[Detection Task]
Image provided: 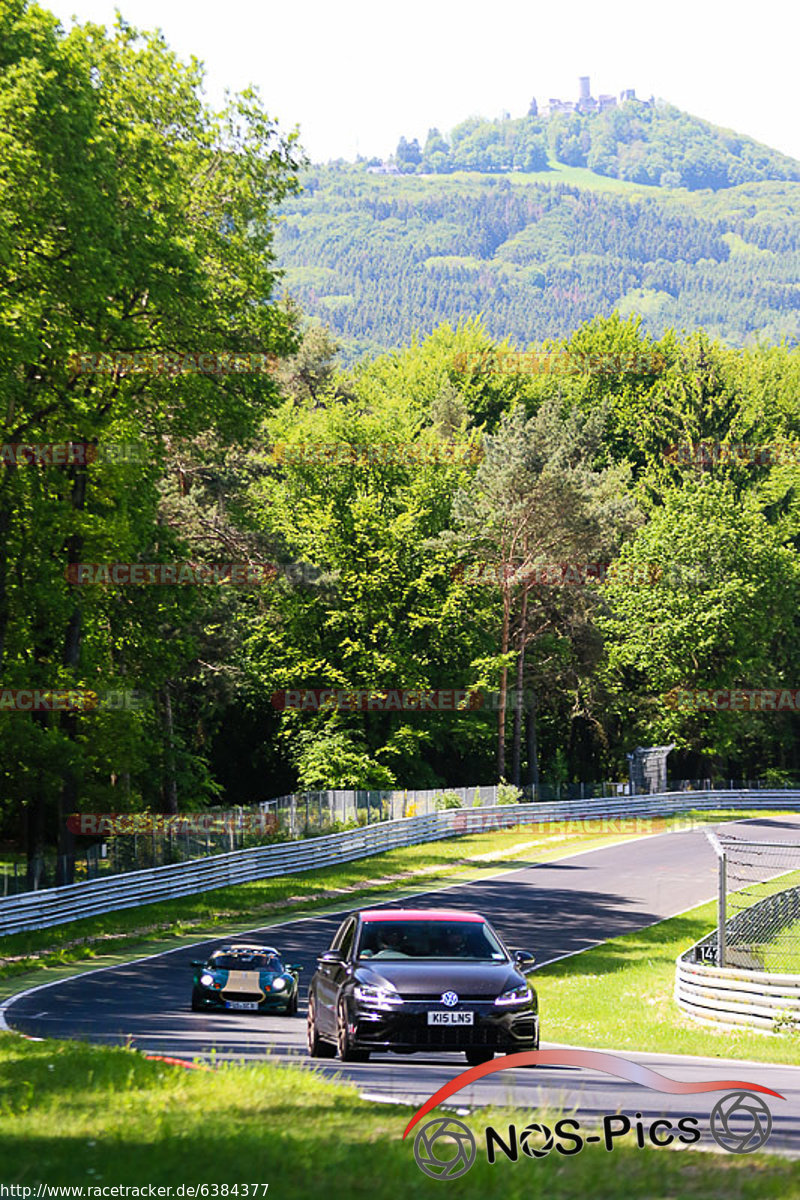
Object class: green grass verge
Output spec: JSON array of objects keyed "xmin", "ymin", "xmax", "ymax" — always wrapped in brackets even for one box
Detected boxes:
[
  {"xmin": 0, "ymin": 1035, "xmax": 796, "ymax": 1193},
  {"xmin": 1, "ymin": 809, "xmax": 781, "ymax": 992},
  {"xmin": 537, "ymin": 894, "xmax": 800, "ymax": 1065},
  {"xmin": 726, "ymin": 870, "xmax": 800, "ymax": 974},
  {"xmin": 762, "ymin": 913, "xmax": 800, "ymax": 975}
]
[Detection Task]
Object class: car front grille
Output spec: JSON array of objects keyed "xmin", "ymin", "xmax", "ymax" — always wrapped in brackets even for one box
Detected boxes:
[
  {"xmin": 408, "ymin": 1023, "xmax": 499, "ymax": 1047},
  {"xmin": 359, "ymin": 1013, "xmax": 499, "ymax": 1047},
  {"xmin": 221, "ymin": 991, "xmax": 263, "ymax": 1002}
]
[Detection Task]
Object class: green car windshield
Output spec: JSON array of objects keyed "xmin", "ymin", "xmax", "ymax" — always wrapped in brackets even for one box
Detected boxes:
[{"xmin": 209, "ymin": 952, "xmax": 281, "ymax": 971}]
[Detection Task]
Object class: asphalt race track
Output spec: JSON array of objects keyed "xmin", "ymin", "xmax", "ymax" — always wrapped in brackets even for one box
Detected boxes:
[{"xmin": 4, "ymin": 817, "xmax": 800, "ymax": 1156}]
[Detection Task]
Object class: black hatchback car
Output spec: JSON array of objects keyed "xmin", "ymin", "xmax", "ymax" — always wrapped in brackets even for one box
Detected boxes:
[{"xmin": 306, "ymin": 907, "xmax": 538, "ymax": 1064}]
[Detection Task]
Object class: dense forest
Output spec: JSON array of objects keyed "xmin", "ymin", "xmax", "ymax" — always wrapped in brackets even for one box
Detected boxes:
[
  {"xmin": 275, "ymin": 168, "xmax": 800, "ymax": 360},
  {"xmin": 275, "ymin": 99, "xmax": 800, "ymax": 362},
  {"xmin": 4, "ymin": 2, "xmax": 800, "ymax": 878}
]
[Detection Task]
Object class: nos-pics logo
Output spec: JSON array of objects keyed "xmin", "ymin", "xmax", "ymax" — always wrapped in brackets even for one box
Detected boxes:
[
  {"xmin": 414, "ymin": 1117, "xmax": 477, "ymax": 1180},
  {"xmin": 405, "ymin": 1049, "xmax": 781, "ymax": 1179}
]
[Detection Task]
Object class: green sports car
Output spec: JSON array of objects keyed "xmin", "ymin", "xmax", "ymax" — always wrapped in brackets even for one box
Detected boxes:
[{"xmin": 191, "ymin": 943, "xmax": 302, "ymax": 1015}]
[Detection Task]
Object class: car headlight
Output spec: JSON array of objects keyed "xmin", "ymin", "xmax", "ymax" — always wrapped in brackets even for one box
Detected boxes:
[
  {"xmin": 494, "ymin": 984, "xmax": 532, "ymax": 1006},
  {"xmin": 200, "ymin": 973, "xmax": 215, "ymax": 988},
  {"xmin": 353, "ymin": 983, "xmax": 403, "ymax": 1007},
  {"xmin": 271, "ymin": 977, "xmax": 286, "ymax": 991}
]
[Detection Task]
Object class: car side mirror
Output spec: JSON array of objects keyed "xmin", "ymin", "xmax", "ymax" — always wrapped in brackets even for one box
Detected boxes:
[
  {"xmin": 513, "ymin": 950, "xmax": 536, "ymax": 969},
  {"xmin": 190, "ymin": 960, "xmax": 203, "ymax": 968},
  {"xmin": 319, "ymin": 950, "xmax": 345, "ymax": 965},
  {"xmin": 288, "ymin": 964, "xmax": 303, "ymax": 972}
]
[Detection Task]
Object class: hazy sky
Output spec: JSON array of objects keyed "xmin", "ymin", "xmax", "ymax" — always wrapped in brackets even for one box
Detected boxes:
[{"xmin": 47, "ymin": 0, "xmax": 800, "ymax": 164}]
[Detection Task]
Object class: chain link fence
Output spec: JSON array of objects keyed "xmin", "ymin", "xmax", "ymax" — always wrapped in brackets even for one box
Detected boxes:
[
  {"xmin": 700, "ymin": 832, "xmax": 800, "ymax": 972},
  {"xmin": 1, "ymin": 807, "xmax": 280, "ymax": 896},
  {"xmin": 5, "ymin": 776, "xmax": 800, "ymax": 897}
]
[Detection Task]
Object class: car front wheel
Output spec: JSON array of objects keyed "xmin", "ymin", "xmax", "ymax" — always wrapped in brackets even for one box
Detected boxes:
[
  {"xmin": 337, "ymin": 1000, "xmax": 370, "ymax": 1063},
  {"xmin": 306, "ymin": 995, "xmax": 336, "ymax": 1058}
]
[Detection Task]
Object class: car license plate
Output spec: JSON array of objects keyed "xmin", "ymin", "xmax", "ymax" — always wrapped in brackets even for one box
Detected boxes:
[
  {"xmin": 428, "ymin": 1011, "xmax": 474, "ymax": 1025},
  {"xmin": 225, "ymin": 1000, "xmax": 258, "ymax": 1011}
]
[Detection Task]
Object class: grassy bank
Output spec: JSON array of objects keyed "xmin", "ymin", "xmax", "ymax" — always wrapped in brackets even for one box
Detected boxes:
[
  {"xmin": 0, "ymin": 810, "xmax": 779, "ymax": 989},
  {"xmin": 0, "ymin": 1034, "xmax": 795, "ymax": 1195},
  {"xmin": 538, "ymin": 893, "xmax": 800, "ymax": 1065}
]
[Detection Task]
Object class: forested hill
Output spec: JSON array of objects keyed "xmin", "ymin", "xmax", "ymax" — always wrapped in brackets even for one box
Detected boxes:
[
  {"xmin": 393, "ymin": 102, "xmax": 800, "ymax": 189},
  {"xmin": 274, "ymin": 105, "xmax": 800, "ymax": 362}
]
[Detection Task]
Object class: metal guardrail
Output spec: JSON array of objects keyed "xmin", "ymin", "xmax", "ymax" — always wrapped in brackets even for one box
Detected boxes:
[
  {"xmin": 676, "ymin": 879, "xmax": 800, "ymax": 1031},
  {"xmin": 8, "ymin": 779, "xmax": 799, "ymax": 896},
  {"xmin": 675, "ymin": 956, "xmax": 800, "ymax": 1032},
  {"xmin": 2, "ymin": 788, "xmax": 800, "ymax": 937}
]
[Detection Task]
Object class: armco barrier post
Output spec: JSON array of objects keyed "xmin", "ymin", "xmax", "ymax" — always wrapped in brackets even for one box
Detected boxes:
[
  {"xmin": 718, "ymin": 848, "xmax": 727, "ymax": 967},
  {"xmin": 707, "ymin": 830, "xmax": 726, "ymax": 967}
]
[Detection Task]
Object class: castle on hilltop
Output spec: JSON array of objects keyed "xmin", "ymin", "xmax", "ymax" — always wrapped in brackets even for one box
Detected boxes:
[{"xmin": 530, "ymin": 76, "xmax": 653, "ymax": 119}]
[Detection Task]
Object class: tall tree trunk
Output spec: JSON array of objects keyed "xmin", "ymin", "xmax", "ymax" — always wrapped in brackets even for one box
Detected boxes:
[
  {"xmin": 57, "ymin": 463, "xmax": 88, "ymax": 884},
  {"xmin": 511, "ymin": 585, "xmax": 529, "ymax": 786},
  {"xmin": 526, "ymin": 688, "xmax": 540, "ymax": 795},
  {"xmin": 497, "ymin": 580, "xmax": 512, "ymax": 779},
  {"xmin": 26, "ymin": 717, "xmax": 49, "ymax": 889},
  {"xmin": 57, "ymin": 711, "xmax": 78, "ymax": 886},
  {"xmin": 0, "ymin": 495, "xmax": 12, "ymax": 670},
  {"xmin": 26, "ymin": 606, "xmax": 60, "ymax": 885},
  {"xmin": 162, "ymin": 685, "xmax": 179, "ymax": 814}
]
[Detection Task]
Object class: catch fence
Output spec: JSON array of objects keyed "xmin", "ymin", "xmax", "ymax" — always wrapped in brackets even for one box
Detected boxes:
[
  {"xmin": 3, "ymin": 788, "xmax": 800, "ymax": 935},
  {"xmin": 4, "ymin": 777, "xmax": 800, "ymax": 897}
]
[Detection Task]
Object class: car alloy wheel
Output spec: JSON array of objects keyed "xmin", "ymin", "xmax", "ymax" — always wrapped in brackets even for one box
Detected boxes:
[
  {"xmin": 306, "ymin": 995, "xmax": 336, "ymax": 1058},
  {"xmin": 337, "ymin": 999, "xmax": 370, "ymax": 1063}
]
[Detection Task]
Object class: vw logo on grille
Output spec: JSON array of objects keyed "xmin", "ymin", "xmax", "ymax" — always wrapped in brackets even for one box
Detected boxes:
[{"xmin": 440, "ymin": 991, "xmax": 459, "ymax": 1007}]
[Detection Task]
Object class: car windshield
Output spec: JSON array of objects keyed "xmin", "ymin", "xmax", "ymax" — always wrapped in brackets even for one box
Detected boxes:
[
  {"xmin": 357, "ymin": 920, "xmax": 507, "ymax": 960},
  {"xmin": 209, "ymin": 952, "xmax": 281, "ymax": 971}
]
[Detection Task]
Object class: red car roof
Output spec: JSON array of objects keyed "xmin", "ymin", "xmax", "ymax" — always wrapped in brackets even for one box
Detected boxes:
[{"xmin": 359, "ymin": 909, "xmax": 485, "ymax": 922}]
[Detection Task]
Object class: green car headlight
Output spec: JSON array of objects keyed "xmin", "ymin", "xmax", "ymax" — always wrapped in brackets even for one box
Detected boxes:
[
  {"xmin": 271, "ymin": 977, "xmax": 287, "ymax": 991},
  {"xmin": 200, "ymin": 973, "xmax": 215, "ymax": 988}
]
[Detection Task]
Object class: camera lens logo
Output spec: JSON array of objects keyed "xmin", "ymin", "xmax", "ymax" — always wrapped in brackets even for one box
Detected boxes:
[
  {"xmin": 413, "ymin": 1117, "xmax": 476, "ymax": 1180},
  {"xmin": 710, "ymin": 1091, "xmax": 772, "ymax": 1153},
  {"xmin": 520, "ymin": 1121, "xmax": 555, "ymax": 1158}
]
